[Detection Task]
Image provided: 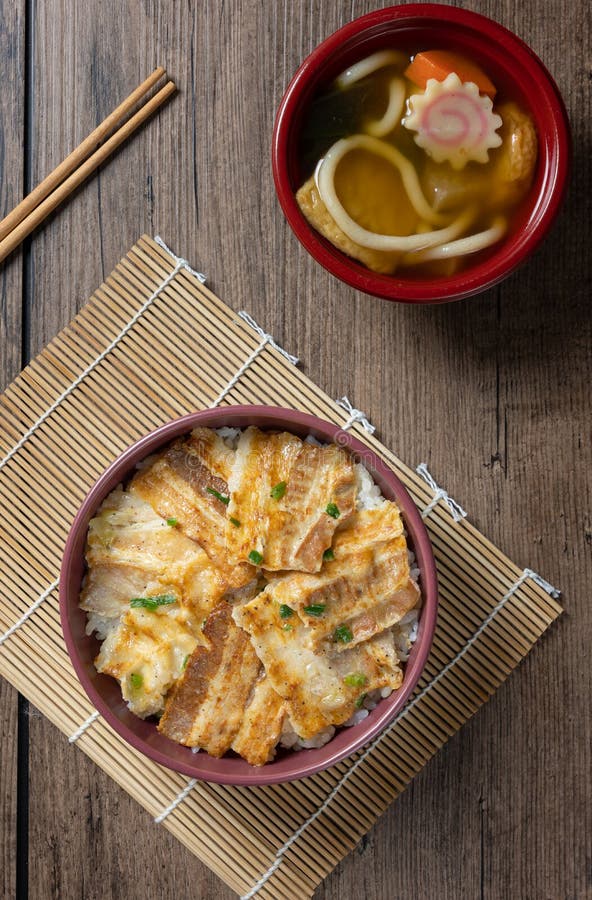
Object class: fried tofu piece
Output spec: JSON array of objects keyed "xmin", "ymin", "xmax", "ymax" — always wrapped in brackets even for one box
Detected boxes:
[
  {"xmin": 495, "ymin": 101, "xmax": 538, "ymax": 185},
  {"xmin": 158, "ymin": 602, "xmax": 262, "ymax": 757},
  {"xmin": 131, "ymin": 428, "xmax": 253, "ymax": 590},
  {"xmin": 226, "ymin": 427, "xmax": 356, "ymax": 573},
  {"xmin": 296, "ymin": 176, "xmax": 402, "ymax": 274}
]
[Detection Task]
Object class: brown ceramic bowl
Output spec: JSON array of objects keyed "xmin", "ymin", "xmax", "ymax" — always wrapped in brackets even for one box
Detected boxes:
[
  {"xmin": 272, "ymin": 3, "xmax": 571, "ymax": 303},
  {"xmin": 60, "ymin": 406, "xmax": 438, "ymax": 785}
]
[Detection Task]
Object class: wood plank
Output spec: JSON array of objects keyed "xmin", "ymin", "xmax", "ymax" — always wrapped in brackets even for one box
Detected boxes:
[
  {"xmin": 27, "ymin": 722, "xmax": 235, "ymax": 900},
  {"xmin": 0, "ymin": 680, "xmax": 19, "ymax": 900},
  {"xmin": 0, "ymin": 1, "xmax": 25, "ymax": 898},
  {"xmin": 318, "ymin": 0, "xmax": 592, "ymax": 896},
  {"xmin": 0, "ymin": 7, "xmax": 25, "ymax": 380}
]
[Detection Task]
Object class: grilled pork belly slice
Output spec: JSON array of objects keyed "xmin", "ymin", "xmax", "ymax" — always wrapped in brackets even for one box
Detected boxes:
[
  {"xmin": 234, "ymin": 591, "xmax": 403, "ymax": 738},
  {"xmin": 82, "ymin": 486, "xmax": 235, "ymax": 718},
  {"xmin": 249, "ymin": 505, "xmax": 419, "ymax": 652},
  {"xmin": 130, "ymin": 428, "xmax": 253, "ymax": 590},
  {"xmin": 231, "ymin": 675, "xmax": 287, "ymax": 767},
  {"xmin": 158, "ymin": 602, "xmax": 263, "ymax": 758},
  {"xmin": 82, "ymin": 487, "xmax": 228, "ymax": 623},
  {"xmin": 95, "ymin": 603, "xmax": 202, "ymax": 718},
  {"xmin": 226, "ymin": 427, "xmax": 356, "ymax": 572},
  {"xmin": 233, "ymin": 503, "xmax": 418, "ymax": 738}
]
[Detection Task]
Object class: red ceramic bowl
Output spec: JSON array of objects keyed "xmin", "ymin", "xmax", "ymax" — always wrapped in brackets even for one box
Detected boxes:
[
  {"xmin": 60, "ymin": 406, "xmax": 438, "ymax": 785},
  {"xmin": 272, "ymin": 3, "xmax": 571, "ymax": 303}
]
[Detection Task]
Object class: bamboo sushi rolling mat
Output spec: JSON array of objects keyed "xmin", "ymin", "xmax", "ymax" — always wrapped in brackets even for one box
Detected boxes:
[{"xmin": 0, "ymin": 235, "xmax": 562, "ymax": 900}]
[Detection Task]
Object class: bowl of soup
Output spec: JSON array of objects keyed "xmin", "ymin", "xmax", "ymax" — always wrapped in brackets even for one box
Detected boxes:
[{"xmin": 272, "ymin": 3, "xmax": 571, "ymax": 303}]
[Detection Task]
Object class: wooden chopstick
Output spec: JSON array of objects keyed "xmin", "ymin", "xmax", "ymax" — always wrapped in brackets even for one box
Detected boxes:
[
  {"xmin": 0, "ymin": 69, "xmax": 175, "ymax": 263},
  {"xmin": 0, "ymin": 66, "xmax": 166, "ymax": 244}
]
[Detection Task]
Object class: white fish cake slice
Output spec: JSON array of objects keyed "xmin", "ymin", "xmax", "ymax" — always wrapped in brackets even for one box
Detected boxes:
[{"xmin": 226, "ymin": 427, "xmax": 357, "ymax": 572}]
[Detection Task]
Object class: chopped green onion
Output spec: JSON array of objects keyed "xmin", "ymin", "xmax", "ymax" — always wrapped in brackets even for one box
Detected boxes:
[
  {"xmin": 130, "ymin": 594, "xmax": 176, "ymax": 611},
  {"xmin": 270, "ymin": 480, "xmax": 287, "ymax": 500},
  {"xmin": 130, "ymin": 672, "xmax": 143, "ymax": 690},
  {"xmin": 279, "ymin": 604, "xmax": 294, "ymax": 619},
  {"xmin": 333, "ymin": 624, "xmax": 353, "ymax": 643},
  {"xmin": 166, "ymin": 517, "xmax": 178, "ymax": 527},
  {"xmin": 323, "ymin": 548, "xmax": 335, "ymax": 561},
  {"xmin": 303, "ymin": 603, "xmax": 326, "ymax": 617},
  {"xmin": 344, "ymin": 673, "xmax": 367, "ymax": 688},
  {"xmin": 326, "ymin": 502, "xmax": 340, "ymax": 519},
  {"xmin": 229, "ymin": 516, "xmax": 241, "ymax": 527},
  {"xmin": 182, "ymin": 654, "xmax": 189, "ymax": 670},
  {"xmin": 248, "ymin": 550, "xmax": 263, "ymax": 565},
  {"xmin": 282, "ymin": 623, "xmax": 293, "ymax": 632},
  {"xmin": 355, "ymin": 693, "xmax": 367, "ymax": 709},
  {"xmin": 206, "ymin": 486, "xmax": 230, "ymax": 505}
]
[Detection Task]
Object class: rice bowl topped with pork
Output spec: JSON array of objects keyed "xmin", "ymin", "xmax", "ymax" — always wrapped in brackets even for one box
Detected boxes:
[{"xmin": 60, "ymin": 406, "xmax": 437, "ymax": 784}]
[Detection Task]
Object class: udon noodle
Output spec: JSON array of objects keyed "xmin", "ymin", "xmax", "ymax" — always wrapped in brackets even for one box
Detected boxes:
[{"xmin": 296, "ymin": 47, "xmax": 538, "ymax": 277}]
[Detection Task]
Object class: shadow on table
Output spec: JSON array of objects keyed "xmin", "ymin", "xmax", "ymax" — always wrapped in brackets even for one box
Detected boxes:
[{"xmin": 403, "ymin": 137, "xmax": 591, "ymax": 399}]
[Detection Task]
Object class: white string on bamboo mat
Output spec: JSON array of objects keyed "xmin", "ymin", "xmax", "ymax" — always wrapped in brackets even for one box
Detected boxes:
[
  {"xmin": 239, "ymin": 564, "xmax": 560, "ymax": 899},
  {"xmin": 237, "ymin": 312, "xmax": 299, "ymax": 365},
  {"xmin": 336, "ymin": 396, "xmax": 376, "ymax": 434},
  {"xmin": 0, "ymin": 577, "xmax": 59, "ymax": 647},
  {"xmin": 68, "ymin": 710, "xmax": 101, "ymax": 743},
  {"xmin": 211, "ymin": 312, "xmax": 299, "ymax": 406},
  {"xmin": 154, "ymin": 778, "xmax": 198, "ymax": 824},
  {"xmin": 153, "ymin": 236, "xmax": 207, "ymax": 283},
  {"xmin": 416, "ymin": 462, "xmax": 467, "ymax": 522},
  {"xmin": 0, "ymin": 242, "xmax": 204, "ymax": 475}
]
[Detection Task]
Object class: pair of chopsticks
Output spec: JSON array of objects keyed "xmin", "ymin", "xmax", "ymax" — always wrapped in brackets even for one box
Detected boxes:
[{"xmin": 0, "ymin": 67, "xmax": 175, "ymax": 264}]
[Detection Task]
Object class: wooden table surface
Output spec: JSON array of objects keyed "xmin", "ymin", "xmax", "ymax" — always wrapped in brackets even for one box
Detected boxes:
[{"xmin": 0, "ymin": 1, "xmax": 590, "ymax": 898}]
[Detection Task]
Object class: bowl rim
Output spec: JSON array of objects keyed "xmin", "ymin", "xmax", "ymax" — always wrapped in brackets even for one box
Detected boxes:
[
  {"xmin": 59, "ymin": 405, "xmax": 438, "ymax": 785},
  {"xmin": 272, "ymin": 2, "xmax": 572, "ymax": 303}
]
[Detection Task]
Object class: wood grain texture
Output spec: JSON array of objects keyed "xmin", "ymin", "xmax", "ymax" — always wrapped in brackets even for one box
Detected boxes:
[
  {"xmin": 0, "ymin": 680, "xmax": 18, "ymax": 900},
  {"xmin": 0, "ymin": 2, "xmax": 25, "ymax": 899},
  {"xmin": 0, "ymin": 0, "xmax": 589, "ymax": 899}
]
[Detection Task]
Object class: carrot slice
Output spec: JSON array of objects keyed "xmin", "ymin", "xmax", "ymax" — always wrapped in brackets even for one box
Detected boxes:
[{"xmin": 405, "ymin": 50, "xmax": 497, "ymax": 99}]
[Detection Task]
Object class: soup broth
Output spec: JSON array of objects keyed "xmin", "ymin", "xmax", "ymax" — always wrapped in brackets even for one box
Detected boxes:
[{"xmin": 296, "ymin": 49, "xmax": 538, "ymax": 279}]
